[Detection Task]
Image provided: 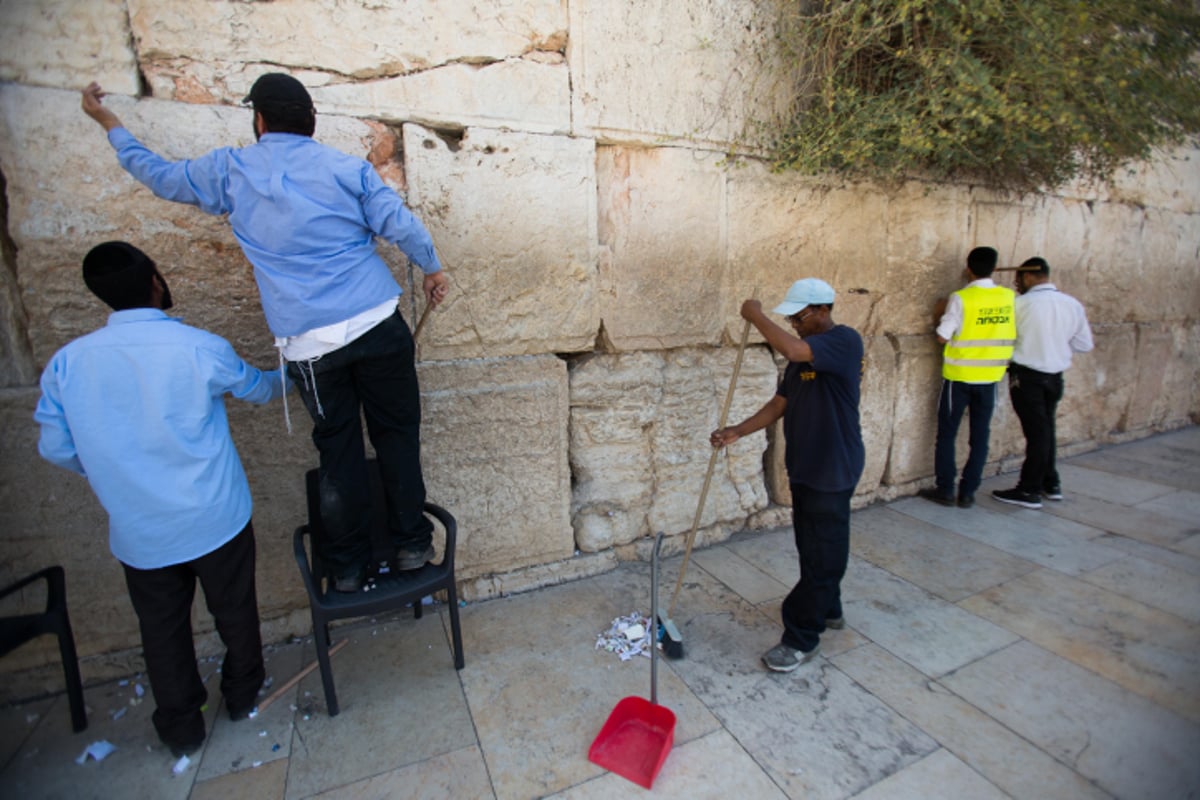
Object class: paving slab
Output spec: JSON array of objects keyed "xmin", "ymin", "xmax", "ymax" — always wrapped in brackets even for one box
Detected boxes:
[
  {"xmin": 941, "ymin": 640, "xmax": 1200, "ymax": 800},
  {"xmin": 284, "ymin": 611, "xmax": 475, "ymax": 800},
  {"xmin": 959, "ymin": 568, "xmax": 1200, "ymax": 723},
  {"xmin": 892, "ymin": 496, "xmax": 1126, "ymax": 577},
  {"xmin": 849, "ymin": 748, "xmax": 1009, "ymax": 800},
  {"xmin": 833, "ymin": 643, "xmax": 1110, "ymax": 800},
  {"xmin": 839, "ymin": 559, "xmax": 1020, "ymax": 678},
  {"xmin": 851, "ymin": 506, "xmax": 1037, "ymax": 601}
]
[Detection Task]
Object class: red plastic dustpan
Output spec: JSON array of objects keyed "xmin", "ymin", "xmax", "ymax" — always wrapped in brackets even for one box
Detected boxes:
[{"xmin": 589, "ymin": 533, "xmax": 676, "ymax": 789}]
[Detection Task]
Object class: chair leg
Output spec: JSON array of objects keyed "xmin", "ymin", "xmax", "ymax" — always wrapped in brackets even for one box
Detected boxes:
[
  {"xmin": 446, "ymin": 583, "xmax": 465, "ymax": 670},
  {"xmin": 55, "ymin": 611, "xmax": 88, "ymax": 733},
  {"xmin": 314, "ymin": 620, "xmax": 340, "ymax": 717}
]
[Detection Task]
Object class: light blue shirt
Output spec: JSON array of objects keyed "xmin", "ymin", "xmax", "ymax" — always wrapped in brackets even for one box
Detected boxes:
[
  {"xmin": 35, "ymin": 309, "xmax": 285, "ymax": 569},
  {"xmin": 107, "ymin": 128, "xmax": 442, "ymax": 337}
]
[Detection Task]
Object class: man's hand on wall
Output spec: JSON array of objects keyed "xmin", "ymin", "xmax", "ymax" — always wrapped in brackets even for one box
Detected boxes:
[{"xmin": 81, "ymin": 82, "xmax": 123, "ymax": 132}]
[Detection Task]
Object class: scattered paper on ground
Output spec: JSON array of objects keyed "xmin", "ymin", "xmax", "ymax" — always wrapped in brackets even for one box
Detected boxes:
[
  {"xmin": 596, "ymin": 612, "xmax": 653, "ymax": 661},
  {"xmin": 75, "ymin": 740, "xmax": 117, "ymax": 764}
]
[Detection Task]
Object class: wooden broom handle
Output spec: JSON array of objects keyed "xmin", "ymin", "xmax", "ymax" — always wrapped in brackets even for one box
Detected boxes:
[
  {"xmin": 255, "ymin": 638, "xmax": 348, "ymax": 714},
  {"xmin": 669, "ymin": 308, "xmax": 753, "ymax": 616}
]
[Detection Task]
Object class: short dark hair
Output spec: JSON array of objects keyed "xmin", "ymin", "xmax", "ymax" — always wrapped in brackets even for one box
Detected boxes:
[
  {"xmin": 256, "ymin": 102, "xmax": 316, "ymax": 137},
  {"xmin": 1019, "ymin": 256, "xmax": 1051, "ymax": 276},
  {"xmin": 82, "ymin": 242, "xmax": 157, "ymax": 310},
  {"xmin": 245, "ymin": 73, "xmax": 316, "ymax": 137},
  {"xmin": 966, "ymin": 246, "xmax": 999, "ymax": 277}
]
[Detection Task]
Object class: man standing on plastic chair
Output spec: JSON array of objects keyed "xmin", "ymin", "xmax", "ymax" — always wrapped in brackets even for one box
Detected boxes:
[
  {"xmin": 80, "ymin": 73, "xmax": 450, "ymax": 593},
  {"xmin": 35, "ymin": 242, "xmax": 287, "ymax": 758}
]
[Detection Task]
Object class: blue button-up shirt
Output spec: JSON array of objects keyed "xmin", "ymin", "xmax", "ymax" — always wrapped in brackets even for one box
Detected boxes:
[
  {"xmin": 35, "ymin": 309, "xmax": 285, "ymax": 569},
  {"xmin": 108, "ymin": 128, "xmax": 442, "ymax": 337}
]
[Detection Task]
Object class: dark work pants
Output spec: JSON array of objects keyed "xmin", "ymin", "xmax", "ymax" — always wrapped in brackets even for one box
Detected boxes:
[
  {"xmin": 780, "ymin": 483, "xmax": 853, "ymax": 653},
  {"xmin": 1008, "ymin": 363, "xmax": 1064, "ymax": 494},
  {"xmin": 934, "ymin": 379, "xmax": 997, "ymax": 498},
  {"xmin": 287, "ymin": 309, "xmax": 433, "ymax": 578},
  {"xmin": 122, "ymin": 524, "xmax": 263, "ymax": 750}
]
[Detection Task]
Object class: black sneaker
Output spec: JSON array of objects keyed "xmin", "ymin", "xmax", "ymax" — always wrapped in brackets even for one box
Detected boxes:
[
  {"xmin": 957, "ymin": 494, "xmax": 975, "ymax": 509},
  {"xmin": 1043, "ymin": 485, "xmax": 1063, "ymax": 501},
  {"xmin": 396, "ymin": 544, "xmax": 436, "ymax": 571},
  {"xmin": 992, "ymin": 487, "xmax": 1043, "ymax": 509},
  {"xmin": 332, "ymin": 565, "xmax": 366, "ymax": 593},
  {"xmin": 918, "ymin": 488, "xmax": 956, "ymax": 507}
]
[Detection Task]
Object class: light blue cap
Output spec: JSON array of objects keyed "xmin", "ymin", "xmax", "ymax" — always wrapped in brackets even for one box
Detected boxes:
[{"xmin": 772, "ymin": 278, "xmax": 836, "ymax": 316}]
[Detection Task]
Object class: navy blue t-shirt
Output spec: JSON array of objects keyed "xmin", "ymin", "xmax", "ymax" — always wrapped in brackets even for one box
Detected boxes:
[{"xmin": 778, "ymin": 324, "xmax": 865, "ymax": 492}]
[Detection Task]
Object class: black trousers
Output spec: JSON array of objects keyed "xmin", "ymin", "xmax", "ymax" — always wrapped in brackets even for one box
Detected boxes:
[
  {"xmin": 122, "ymin": 523, "xmax": 264, "ymax": 750},
  {"xmin": 780, "ymin": 483, "xmax": 853, "ymax": 653},
  {"xmin": 287, "ymin": 309, "xmax": 433, "ymax": 579},
  {"xmin": 1008, "ymin": 363, "xmax": 1064, "ymax": 494}
]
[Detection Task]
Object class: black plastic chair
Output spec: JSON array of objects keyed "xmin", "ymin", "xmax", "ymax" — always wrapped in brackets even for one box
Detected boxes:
[
  {"xmin": 292, "ymin": 462, "xmax": 464, "ymax": 716},
  {"xmin": 0, "ymin": 566, "xmax": 88, "ymax": 732}
]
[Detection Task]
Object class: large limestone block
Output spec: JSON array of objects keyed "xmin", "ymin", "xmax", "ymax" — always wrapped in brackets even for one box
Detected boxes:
[
  {"xmin": 1081, "ymin": 202, "xmax": 1146, "ymax": 324},
  {"xmin": 0, "ymin": 0, "xmax": 138, "ymax": 93},
  {"xmin": 417, "ymin": 355, "xmax": 573, "ymax": 576},
  {"xmin": 128, "ymin": 0, "xmax": 567, "ymax": 80},
  {"xmin": 1126, "ymin": 323, "xmax": 1198, "ymax": 432},
  {"xmin": 971, "ymin": 194, "xmax": 1050, "ymax": 267},
  {"xmin": 1140, "ymin": 209, "xmax": 1200, "ymax": 322},
  {"xmin": 883, "ymin": 335, "xmax": 942, "ymax": 486},
  {"xmin": 403, "ymin": 124, "xmax": 599, "ymax": 358},
  {"xmin": 569, "ymin": 346, "xmax": 777, "ymax": 552},
  {"xmin": 0, "ymin": 84, "xmax": 429, "ymax": 368},
  {"xmin": 1076, "ymin": 324, "xmax": 1137, "ymax": 441},
  {"xmin": 1109, "ymin": 145, "xmax": 1200, "ymax": 215},
  {"xmin": 725, "ymin": 164, "xmax": 971, "ymax": 340},
  {"xmin": 568, "ymin": 0, "xmax": 791, "ymax": 148},
  {"xmin": 309, "ymin": 59, "xmax": 570, "ymax": 135},
  {"xmin": 597, "ymin": 146, "xmax": 726, "ymax": 351}
]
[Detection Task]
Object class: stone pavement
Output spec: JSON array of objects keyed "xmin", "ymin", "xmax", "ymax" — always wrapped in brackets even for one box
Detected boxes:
[{"xmin": 3, "ymin": 428, "xmax": 1198, "ymax": 799}]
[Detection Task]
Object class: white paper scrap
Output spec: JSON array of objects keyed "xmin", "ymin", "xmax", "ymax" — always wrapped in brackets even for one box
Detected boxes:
[
  {"xmin": 172, "ymin": 754, "xmax": 191, "ymax": 775},
  {"xmin": 75, "ymin": 740, "xmax": 117, "ymax": 764}
]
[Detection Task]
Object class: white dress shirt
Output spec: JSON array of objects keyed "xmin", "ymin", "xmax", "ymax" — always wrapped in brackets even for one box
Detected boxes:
[{"xmin": 1011, "ymin": 283, "xmax": 1094, "ymax": 373}]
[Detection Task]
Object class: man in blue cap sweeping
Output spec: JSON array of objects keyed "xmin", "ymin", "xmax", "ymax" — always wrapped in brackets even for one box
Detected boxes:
[{"xmin": 710, "ymin": 279, "xmax": 865, "ymax": 671}]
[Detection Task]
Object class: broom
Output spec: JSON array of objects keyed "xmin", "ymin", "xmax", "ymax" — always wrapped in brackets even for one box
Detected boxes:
[{"xmin": 658, "ymin": 302, "xmax": 754, "ymax": 659}]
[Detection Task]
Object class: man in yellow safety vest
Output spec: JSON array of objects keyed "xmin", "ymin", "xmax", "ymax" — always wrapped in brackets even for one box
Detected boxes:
[{"xmin": 919, "ymin": 247, "xmax": 1016, "ymax": 508}]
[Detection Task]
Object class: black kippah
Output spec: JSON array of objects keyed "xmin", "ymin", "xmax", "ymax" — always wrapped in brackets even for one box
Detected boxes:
[{"xmin": 82, "ymin": 241, "xmax": 156, "ymax": 310}]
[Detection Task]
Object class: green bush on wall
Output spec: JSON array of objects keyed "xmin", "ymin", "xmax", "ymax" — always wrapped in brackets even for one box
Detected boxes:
[{"xmin": 771, "ymin": 0, "xmax": 1200, "ymax": 191}]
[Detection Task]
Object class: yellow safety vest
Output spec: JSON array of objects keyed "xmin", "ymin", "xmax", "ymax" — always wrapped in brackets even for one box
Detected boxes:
[{"xmin": 942, "ymin": 285, "xmax": 1016, "ymax": 382}]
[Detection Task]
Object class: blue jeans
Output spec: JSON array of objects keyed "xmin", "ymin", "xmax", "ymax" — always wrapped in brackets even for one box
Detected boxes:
[
  {"xmin": 287, "ymin": 310, "xmax": 433, "ymax": 578},
  {"xmin": 934, "ymin": 379, "xmax": 997, "ymax": 498},
  {"xmin": 780, "ymin": 483, "xmax": 853, "ymax": 653}
]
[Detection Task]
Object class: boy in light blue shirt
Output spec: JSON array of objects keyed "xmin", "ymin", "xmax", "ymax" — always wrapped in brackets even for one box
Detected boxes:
[{"xmin": 35, "ymin": 242, "xmax": 287, "ymax": 758}]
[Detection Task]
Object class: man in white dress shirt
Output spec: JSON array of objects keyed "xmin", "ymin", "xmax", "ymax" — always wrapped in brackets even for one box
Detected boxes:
[{"xmin": 992, "ymin": 257, "xmax": 1094, "ymax": 509}]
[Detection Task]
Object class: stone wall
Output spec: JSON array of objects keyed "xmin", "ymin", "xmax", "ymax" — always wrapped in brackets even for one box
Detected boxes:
[{"xmin": 1, "ymin": 0, "xmax": 1197, "ymax": 693}]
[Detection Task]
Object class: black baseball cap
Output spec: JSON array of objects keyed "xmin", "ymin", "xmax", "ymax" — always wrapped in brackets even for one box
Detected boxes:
[{"xmin": 243, "ymin": 73, "xmax": 313, "ymax": 108}]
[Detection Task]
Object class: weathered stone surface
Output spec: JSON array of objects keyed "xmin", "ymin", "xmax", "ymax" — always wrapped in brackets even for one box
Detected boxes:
[
  {"xmin": 569, "ymin": 347, "xmax": 777, "ymax": 552},
  {"xmin": 128, "ymin": 0, "xmax": 567, "ymax": 80},
  {"xmin": 568, "ymin": 0, "xmax": 791, "ymax": 148},
  {"xmin": 418, "ymin": 355, "xmax": 573, "ymax": 576},
  {"xmin": 883, "ymin": 335, "xmax": 943, "ymax": 487},
  {"xmin": 0, "ymin": 0, "xmax": 138, "ymax": 93},
  {"xmin": 404, "ymin": 124, "xmax": 599, "ymax": 359},
  {"xmin": 0, "ymin": 84, "xmax": 426, "ymax": 368},
  {"xmin": 725, "ymin": 165, "xmax": 972, "ymax": 341},
  {"xmin": 597, "ymin": 146, "xmax": 726, "ymax": 351},
  {"xmin": 310, "ymin": 59, "xmax": 570, "ymax": 135},
  {"xmin": 1109, "ymin": 146, "xmax": 1200, "ymax": 215}
]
